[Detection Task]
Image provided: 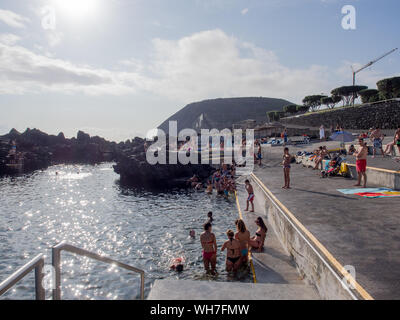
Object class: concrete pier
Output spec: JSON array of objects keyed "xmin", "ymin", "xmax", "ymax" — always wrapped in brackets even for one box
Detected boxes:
[{"xmin": 252, "ymin": 145, "xmax": 400, "ymax": 299}]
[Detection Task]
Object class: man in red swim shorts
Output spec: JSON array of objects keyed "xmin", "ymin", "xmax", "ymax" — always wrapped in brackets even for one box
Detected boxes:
[{"xmin": 354, "ymin": 138, "xmax": 368, "ymax": 188}]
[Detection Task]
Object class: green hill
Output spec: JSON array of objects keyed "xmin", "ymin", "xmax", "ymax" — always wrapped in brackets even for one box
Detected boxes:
[{"xmin": 158, "ymin": 97, "xmax": 292, "ymax": 133}]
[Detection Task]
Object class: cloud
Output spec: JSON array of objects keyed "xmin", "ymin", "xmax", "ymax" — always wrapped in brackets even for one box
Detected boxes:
[
  {"xmin": 0, "ymin": 42, "xmax": 144, "ymax": 95},
  {"xmin": 142, "ymin": 29, "xmax": 333, "ymax": 102},
  {"xmin": 0, "ymin": 29, "xmax": 394, "ymax": 103},
  {"xmin": 0, "ymin": 33, "xmax": 21, "ymax": 45},
  {"xmin": 241, "ymin": 8, "xmax": 249, "ymax": 15},
  {"xmin": 0, "ymin": 9, "xmax": 30, "ymax": 28}
]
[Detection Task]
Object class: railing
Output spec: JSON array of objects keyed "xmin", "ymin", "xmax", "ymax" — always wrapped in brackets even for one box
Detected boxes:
[
  {"xmin": 52, "ymin": 241, "xmax": 145, "ymax": 300},
  {"xmin": 0, "ymin": 254, "xmax": 45, "ymax": 300}
]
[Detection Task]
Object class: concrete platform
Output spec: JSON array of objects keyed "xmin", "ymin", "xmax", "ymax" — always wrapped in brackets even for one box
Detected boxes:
[
  {"xmin": 253, "ymin": 147, "xmax": 400, "ymax": 299},
  {"xmin": 147, "ymin": 279, "xmax": 319, "ymax": 300}
]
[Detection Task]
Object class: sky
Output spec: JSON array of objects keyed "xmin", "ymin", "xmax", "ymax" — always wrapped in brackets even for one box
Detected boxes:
[{"xmin": 0, "ymin": 0, "xmax": 399, "ymax": 142}]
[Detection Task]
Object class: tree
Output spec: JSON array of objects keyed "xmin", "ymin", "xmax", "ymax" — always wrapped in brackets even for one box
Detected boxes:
[
  {"xmin": 321, "ymin": 95, "xmax": 342, "ymax": 109},
  {"xmin": 296, "ymin": 105, "xmax": 309, "ymax": 113},
  {"xmin": 358, "ymin": 89, "xmax": 380, "ymax": 104},
  {"xmin": 302, "ymin": 95, "xmax": 327, "ymax": 111},
  {"xmin": 275, "ymin": 111, "xmax": 285, "ymax": 119},
  {"xmin": 376, "ymin": 77, "xmax": 400, "ymax": 99},
  {"xmin": 267, "ymin": 111, "xmax": 279, "ymax": 122},
  {"xmin": 283, "ymin": 104, "xmax": 298, "ymax": 114},
  {"xmin": 331, "ymin": 85, "xmax": 368, "ymax": 106}
]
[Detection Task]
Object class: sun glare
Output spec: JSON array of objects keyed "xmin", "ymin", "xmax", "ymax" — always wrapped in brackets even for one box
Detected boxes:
[{"xmin": 54, "ymin": 0, "xmax": 99, "ymax": 20}]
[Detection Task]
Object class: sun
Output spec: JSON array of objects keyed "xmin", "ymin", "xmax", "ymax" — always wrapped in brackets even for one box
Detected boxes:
[{"xmin": 54, "ymin": 0, "xmax": 99, "ymax": 20}]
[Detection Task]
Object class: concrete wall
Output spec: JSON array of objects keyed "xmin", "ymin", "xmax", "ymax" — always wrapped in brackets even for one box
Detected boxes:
[
  {"xmin": 347, "ymin": 165, "xmax": 400, "ymax": 190},
  {"xmin": 250, "ymin": 175, "xmax": 359, "ymax": 300},
  {"xmin": 280, "ymin": 100, "xmax": 400, "ymax": 130}
]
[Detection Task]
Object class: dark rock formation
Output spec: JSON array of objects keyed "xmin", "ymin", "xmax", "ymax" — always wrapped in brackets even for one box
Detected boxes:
[
  {"xmin": 1, "ymin": 128, "xmax": 214, "ymax": 190},
  {"xmin": 0, "ymin": 128, "xmax": 118, "ymax": 176},
  {"xmin": 113, "ymin": 137, "xmax": 214, "ymax": 189}
]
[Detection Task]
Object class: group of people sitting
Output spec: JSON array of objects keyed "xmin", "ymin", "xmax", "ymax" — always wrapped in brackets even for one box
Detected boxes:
[
  {"xmin": 350, "ymin": 127, "xmax": 400, "ymax": 158},
  {"xmin": 312, "ymin": 146, "xmax": 331, "ymax": 170}
]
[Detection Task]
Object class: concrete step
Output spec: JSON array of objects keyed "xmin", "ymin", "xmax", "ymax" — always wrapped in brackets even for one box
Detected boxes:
[{"xmin": 147, "ymin": 279, "xmax": 320, "ymax": 300}]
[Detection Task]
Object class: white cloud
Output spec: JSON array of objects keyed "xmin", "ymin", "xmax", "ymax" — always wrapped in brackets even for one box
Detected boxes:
[
  {"xmin": 0, "ymin": 42, "xmax": 143, "ymax": 95},
  {"xmin": 0, "ymin": 29, "xmax": 395, "ymax": 103},
  {"xmin": 0, "ymin": 33, "xmax": 21, "ymax": 45},
  {"xmin": 0, "ymin": 9, "xmax": 30, "ymax": 28},
  {"xmin": 241, "ymin": 8, "xmax": 249, "ymax": 15},
  {"xmin": 142, "ymin": 29, "xmax": 334, "ymax": 102}
]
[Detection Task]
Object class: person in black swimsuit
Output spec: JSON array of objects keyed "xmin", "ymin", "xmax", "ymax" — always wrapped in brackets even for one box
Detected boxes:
[{"xmin": 221, "ymin": 230, "xmax": 241, "ymax": 273}]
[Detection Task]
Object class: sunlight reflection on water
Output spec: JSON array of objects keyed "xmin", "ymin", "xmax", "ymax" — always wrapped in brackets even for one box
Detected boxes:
[{"xmin": 0, "ymin": 163, "xmax": 251, "ymax": 300}]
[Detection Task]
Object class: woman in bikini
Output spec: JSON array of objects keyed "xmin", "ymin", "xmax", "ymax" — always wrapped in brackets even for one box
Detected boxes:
[
  {"xmin": 221, "ymin": 230, "xmax": 241, "ymax": 273},
  {"xmin": 200, "ymin": 222, "xmax": 217, "ymax": 275},
  {"xmin": 235, "ymin": 219, "xmax": 250, "ymax": 265},
  {"xmin": 249, "ymin": 217, "xmax": 268, "ymax": 252}
]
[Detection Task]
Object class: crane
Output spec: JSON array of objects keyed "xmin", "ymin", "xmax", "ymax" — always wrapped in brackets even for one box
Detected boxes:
[{"xmin": 351, "ymin": 47, "xmax": 398, "ymax": 106}]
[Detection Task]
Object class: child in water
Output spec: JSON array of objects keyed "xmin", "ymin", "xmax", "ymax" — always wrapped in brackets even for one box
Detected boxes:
[
  {"xmin": 282, "ymin": 147, "xmax": 291, "ymax": 189},
  {"xmin": 206, "ymin": 180, "xmax": 213, "ymax": 194}
]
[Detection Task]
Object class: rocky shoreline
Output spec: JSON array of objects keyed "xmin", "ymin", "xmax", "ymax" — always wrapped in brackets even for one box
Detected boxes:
[{"xmin": 0, "ymin": 129, "xmax": 214, "ymax": 189}]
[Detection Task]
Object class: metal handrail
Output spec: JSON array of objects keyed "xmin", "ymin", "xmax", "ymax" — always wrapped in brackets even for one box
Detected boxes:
[
  {"xmin": 0, "ymin": 254, "xmax": 45, "ymax": 300},
  {"xmin": 52, "ymin": 241, "xmax": 145, "ymax": 300}
]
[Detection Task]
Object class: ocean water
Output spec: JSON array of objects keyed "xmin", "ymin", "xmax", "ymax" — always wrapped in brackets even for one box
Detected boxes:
[{"xmin": 0, "ymin": 163, "xmax": 251, "ymax": 300}]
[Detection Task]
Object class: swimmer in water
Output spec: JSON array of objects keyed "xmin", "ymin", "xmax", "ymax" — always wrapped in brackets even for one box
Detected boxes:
[
  {"xmin": 170, "ymin": 257, "xmax": 185, "ymax": 272},
  {"xmin": 206, "ymin": 180, "xmax": 213, "ymax": 194},
  {"xmin": 221, "ymin": 229, "xmax": 241, "ymax": 273},
  {"xmin": 189, "ymin": 229, "xmax": 195, "ymax": 238},
  {"xmin": 207, "ymin": 211, "xmax": 213, "ymax": 224}
]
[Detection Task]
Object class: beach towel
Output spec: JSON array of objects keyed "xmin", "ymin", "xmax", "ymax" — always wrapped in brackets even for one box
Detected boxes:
[
  {"xmin": 354, "ymin": 191, "xmax": 400, "ymax": 199},
  {"xmin": 337, "ymin": 188, "xmax": 391, "ymax": 195},
  {"xmin": 338, "ymin": 188, "xmax": 400, "ymax": 198}
]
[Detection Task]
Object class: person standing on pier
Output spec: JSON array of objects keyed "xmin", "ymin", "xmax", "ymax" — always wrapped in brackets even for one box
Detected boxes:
[
  {"xmin": 319, "ymin": 125, "xmax": 325, "ymax": 141},
  {"xmin": 370, "ymin": 127, "xmax": 385, "ymax": 158},
  {"xmin": 282, "ymin": 147, "xmax": 292, "ymax": 189},
  {"xmin": 244, "ymin": 180, "xmax": 255, "ymax": 212},
  {"xmin": 354, "ymin": 138, "xmax": 368, "ymax": 188},
  {"xmin": 200, "ymin": 222, "xmax": 217, "ymax": 275}
]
